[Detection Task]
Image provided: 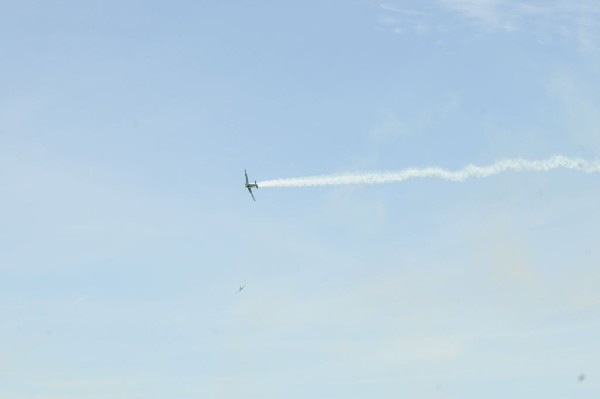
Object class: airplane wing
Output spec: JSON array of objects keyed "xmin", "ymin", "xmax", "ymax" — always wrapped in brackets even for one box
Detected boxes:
[
  {"xmin": 245, "ymin": 170, "xmax": 249, "ymax": 185},
  {"xmin": 247, "ymin": 187, "xmax": 256, "ymax": 201}
]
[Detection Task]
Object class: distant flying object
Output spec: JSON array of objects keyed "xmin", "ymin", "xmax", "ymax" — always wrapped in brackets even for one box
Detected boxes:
[
  {"xmin": 244, "ymin": 170, "xmax": 258, "ymax": 201},
  {"xmin": 236, "ymin": 283, "xmax": 246, "ymax": 294}
]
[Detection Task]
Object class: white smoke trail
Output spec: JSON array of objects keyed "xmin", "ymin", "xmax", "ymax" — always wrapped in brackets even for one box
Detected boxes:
[{"xmin": 259, "ymin": 155, "xmax": 600, "ymax": 188}]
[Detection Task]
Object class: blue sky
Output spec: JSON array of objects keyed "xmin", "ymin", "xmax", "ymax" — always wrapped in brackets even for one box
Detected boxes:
[{"xmin": 1, "ymin": 1, "xmax": 600, "ymax": 398}]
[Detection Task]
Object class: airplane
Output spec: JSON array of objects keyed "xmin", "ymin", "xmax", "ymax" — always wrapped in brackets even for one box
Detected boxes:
[
  {"xmin": 244, "ymin": 170, "xmax": 258, "ymax": 201},
  {"xmin": 236, "ymin": 283, "xmax": 246, "ymax": 294}
]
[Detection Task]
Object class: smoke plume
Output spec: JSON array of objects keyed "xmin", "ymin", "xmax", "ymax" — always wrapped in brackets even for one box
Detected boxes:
[{"xmin": 259, "ymin": 156, "xmax": 600, "ymax": 188}]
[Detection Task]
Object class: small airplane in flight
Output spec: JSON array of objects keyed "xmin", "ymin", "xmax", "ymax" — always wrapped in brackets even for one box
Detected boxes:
[
  {"xmin": 244, "ymin": 170, "xmax": 258, "ymax": 201},
  {"xmin": 236, "ymin": 283, "xmax": 246, "ymax": 294}
]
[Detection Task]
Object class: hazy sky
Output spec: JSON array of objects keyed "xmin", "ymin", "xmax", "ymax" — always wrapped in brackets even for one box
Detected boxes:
[{"xmin": 1, "ymin": 1, "xmax": 600, "ymax": 398}]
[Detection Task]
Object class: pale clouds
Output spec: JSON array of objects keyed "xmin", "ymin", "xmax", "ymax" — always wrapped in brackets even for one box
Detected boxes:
[
  {"xmin": 378, "ymin": 0, "xmax": 600, "ymax": 50},
  {"xmin": 439, "ymin": 0, "xmax": 519, "ymax": 32},
  {"xmin": 379, "ymin": 3, "xmax": 429, "ymax": 16}
]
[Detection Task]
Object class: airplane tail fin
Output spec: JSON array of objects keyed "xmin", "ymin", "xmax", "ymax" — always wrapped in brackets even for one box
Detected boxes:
[{"xmin": 255, "ymin": 180, "xmax": 258, "ymax": 188}]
